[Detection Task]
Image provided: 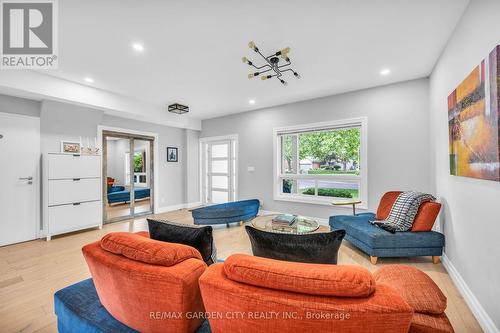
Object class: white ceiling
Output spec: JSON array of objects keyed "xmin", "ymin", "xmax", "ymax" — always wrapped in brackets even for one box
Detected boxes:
[{"xmin": 40, "ymin": 0, "xmax": 469, "ymax": 120}]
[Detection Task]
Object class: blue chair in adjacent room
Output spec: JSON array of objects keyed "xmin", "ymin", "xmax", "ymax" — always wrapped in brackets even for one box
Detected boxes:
[{"xmin": 192, "ymin": 199, "xmax": 260, "ymax": 226}]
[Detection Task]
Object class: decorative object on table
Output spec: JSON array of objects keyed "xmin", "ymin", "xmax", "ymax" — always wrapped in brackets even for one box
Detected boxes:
[
  {"xmin": 147, "ymin": 219, "xmax": 217, "ymax": 265},
  {"xmin": 245, "ymin": 226, "xmax": 345, "ymax": 264},
  {"xmin": 329, "ymin": 191, "xmax": 444, "ymax": 265},
  {"xmin": 167, "ymin": 146, "xmax": 178, "ymax": 162},
  {"xmin": 448, "ymin": 44, "xmax": 500, "ymax": 182},
  {"xmin": 332, "ymin": 199, "xmax": 362, "ymax": 215},
  {"xmin": 242, "ymin": 41, "xmax": 300, "ymax": 86},
  {"xmin": 252, "ymin": 214, "xmax": 320, "ymax": 234},
  {"xmin": 168, "ymin": 103, "xmax": 189, "ymax": 114},
  {"xmin": 191, "ymin": 199, "xmax": 260, "ymax": 226},
  {"xmin": 60, "ymin": 140, "xmax": 81, "ymax": 154},
  {"xmin": 271, "ymin": 214, "xmax": 297, "ymax": 227}
]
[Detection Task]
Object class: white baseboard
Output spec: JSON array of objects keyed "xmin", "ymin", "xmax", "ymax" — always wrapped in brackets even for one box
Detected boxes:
[
  {"xmin": 258, "ymin": 210, "xmax": 329, "ymax": 226},
  {"xmin": 156, "ymin": 201, "xmax": 202, "ymax": 214},
  {"xmin": 441, "ymin": 254, "xmax": 499, "ymax": 333}
]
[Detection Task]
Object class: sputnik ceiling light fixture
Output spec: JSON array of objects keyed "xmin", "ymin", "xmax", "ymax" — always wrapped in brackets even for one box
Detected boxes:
[{"xmin": 242, "ymin": 41, "xmax": 300, "ymax": 86}]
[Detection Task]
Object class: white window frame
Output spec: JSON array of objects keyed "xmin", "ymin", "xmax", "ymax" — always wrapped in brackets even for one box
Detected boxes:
[{"xmin": 273, "ymin": 117, "xmax": 368, "ymax": 209}]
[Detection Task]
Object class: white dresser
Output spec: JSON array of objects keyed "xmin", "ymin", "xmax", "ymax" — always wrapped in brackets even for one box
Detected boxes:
[{"xmin": 43, "ymin": 153, "xmax": 102, "ymax": 240}]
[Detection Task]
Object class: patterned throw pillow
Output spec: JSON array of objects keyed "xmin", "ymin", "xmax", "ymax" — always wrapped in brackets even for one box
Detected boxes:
[
  {"xmin": 147, "ymin": 219, "xmax": 217, "ymax": 265},
  {"xmin": 371, "ymin": 191, "xmax": 436, "ymax": 233}
]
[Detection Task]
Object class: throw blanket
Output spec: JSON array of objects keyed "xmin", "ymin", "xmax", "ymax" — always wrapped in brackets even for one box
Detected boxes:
[{"xmin": 371, "ymin": 191, "xmax": 436, "ymax": 233}]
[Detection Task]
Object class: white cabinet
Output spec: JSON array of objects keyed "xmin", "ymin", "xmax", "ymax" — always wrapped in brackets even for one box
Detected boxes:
[{"xmin": 44, "ymin": 153, "xmax": 102, "ymax": 240}]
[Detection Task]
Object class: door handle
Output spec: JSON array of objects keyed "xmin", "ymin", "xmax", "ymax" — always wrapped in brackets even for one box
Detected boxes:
[{"xmin": 19, "ymin": 177, "xmax": 33, "ymax": 181}]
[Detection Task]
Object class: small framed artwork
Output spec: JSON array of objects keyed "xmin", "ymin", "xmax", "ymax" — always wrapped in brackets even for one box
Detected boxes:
[
  {"xmin": 61, "ymin": 141, "xmax": 81, "ymax": 154},
  {"xmin": 167, "ymin": 147, "xmax": 178, "ymax": 162}
]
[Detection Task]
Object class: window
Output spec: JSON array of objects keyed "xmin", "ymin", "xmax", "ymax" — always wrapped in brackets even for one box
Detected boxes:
[{"xmin": 273, "ymin": 118, "xmax": 367, "ymax": 207}]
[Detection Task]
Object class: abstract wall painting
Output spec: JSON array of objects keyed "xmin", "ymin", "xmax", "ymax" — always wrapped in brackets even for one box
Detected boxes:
[{"xmin": 448, "ymin": 45, "xmax": 500, "ymax": 181}]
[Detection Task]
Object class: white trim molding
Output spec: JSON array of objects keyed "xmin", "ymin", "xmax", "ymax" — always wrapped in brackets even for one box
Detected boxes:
[
  {"xmin": 441, "ymin": 254, "xmax": 499, "ymax": 333},
  {"xmin": 272, "ymin": 117, "xmax": 368, "ymax": 209},
  {"xmin": 156, "ymin": 202, "xmax": 203, "ymax": 214}
]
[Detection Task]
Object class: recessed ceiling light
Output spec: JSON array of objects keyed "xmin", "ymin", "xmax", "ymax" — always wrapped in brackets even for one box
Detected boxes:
[
  {"xmin": 84, "ymin": 77, "xmax": 94, "ymax": 83},
  {"xmin": 132, "ymin": 43, "xmax": 144, "ymax": 52},
  {"xmin": 249, "ymin": 99, "xmax": 256, "ymax": 105},
  {"xmin": 380, "ymin": 68, "xmax": 391, "ymax": 76}
]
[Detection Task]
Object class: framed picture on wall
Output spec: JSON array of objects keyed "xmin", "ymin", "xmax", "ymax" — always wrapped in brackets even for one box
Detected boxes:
[
  {"xmin": 60, "ymin": 141, "xmax": 81, "ymax": 154},
  {"xmin": 167, "ymin": 147, "xmax": 178, "ymax": 162}
]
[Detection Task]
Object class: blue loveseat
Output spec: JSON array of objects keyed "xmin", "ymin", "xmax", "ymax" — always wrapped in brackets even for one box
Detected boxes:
[
  {"xmin": 107, "ymin": 186, "xmax": 150, "ymax": 204},
  {"xmin": 192, "ymin": 199, "xmax": 260, "ymax": 226},
  {"xmin": 329, "ymin": 192, "xmax": 445, "ymax": 264}
]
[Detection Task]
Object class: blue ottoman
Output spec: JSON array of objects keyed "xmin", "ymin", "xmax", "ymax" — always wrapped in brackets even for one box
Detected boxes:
[
  {"xmin": 192, "ymin": 199, "xmax": 259, "ymax": 225},
  {"xmin": 329, "ymin": 213, "xmax": 445, "ymax": 264},
  {"xmin": 54, "ymin": 278, "xmax": 211, "ymax": 333}
]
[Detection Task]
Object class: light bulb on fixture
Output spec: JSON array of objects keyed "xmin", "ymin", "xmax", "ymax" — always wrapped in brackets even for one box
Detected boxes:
[
  {"xmin": 248, "ymin": 41, "xmax": 256, "ymax": 49},
  {"xmin": 242, "ymin": 56, "xmax": 248, "ymax": 63},
  {"xmin": 294, "ymin": 72, "xmax": 301, "ymax": 79},
  {"xmin": 280, "ymin": 79, "xmax": 287, "ymax": 86},
  {"xmin": 248, "ymin": 73, "xmax": 255, "ymax": 79}
]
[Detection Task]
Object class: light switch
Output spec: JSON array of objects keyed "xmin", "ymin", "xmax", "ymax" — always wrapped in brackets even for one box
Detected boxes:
[{"xmin": 247, "ymin": 166, "xmax": 255, "ymax": 172}]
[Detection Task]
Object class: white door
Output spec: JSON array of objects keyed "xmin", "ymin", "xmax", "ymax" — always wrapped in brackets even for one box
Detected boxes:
[
  {"xmin": 203, "ymin": 139, "xmax": 237, "ymax": 204},
  {"xmin": 0, "ymin": 112, "xmax": 40, "ymax": 246}
]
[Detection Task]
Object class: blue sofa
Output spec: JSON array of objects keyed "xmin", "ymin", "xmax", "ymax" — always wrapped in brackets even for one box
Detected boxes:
[
  {"xmin": 329, "ymin": 213, "xmax": 445, "ymax": 264},
  {"xmin": 192, "ymin": 199, "xmax": 260, "ymax": 225},
  {"xmin": 54, "ymin": 278, "xmax": 211, "ymax": 333},
  {"xmin": 107, "ymin": 186, "xmax": 150, "ymax": 204}
]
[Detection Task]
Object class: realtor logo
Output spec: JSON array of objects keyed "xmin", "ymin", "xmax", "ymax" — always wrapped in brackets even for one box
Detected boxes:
[{"xmin": 1, "ymin": 0, "xmax": 58, "ymax": 69}]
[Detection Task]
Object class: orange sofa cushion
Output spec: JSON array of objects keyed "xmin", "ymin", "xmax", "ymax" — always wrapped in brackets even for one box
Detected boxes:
[
  {"xmin": 376, "ymin": 191, "xmax": 440, "ymax": 231},
  {"xmin": 374, "ymin": 265, "xmax": 447, "ymax": 315},
  {"xmin": 411, "ymin": 202, "xmax": 441, "ymax": 231},
  {"xmin": 223, "ymin": 254, "xmax": 375, "ymax": 297},
  {"xmin": 376, "ymin": 191, "xmax": 402, "ymax": 220},
  {"xmin": 100, "ymin": 232, "xmax": 202, "ymax": 266},
  {"xmin": 200, "ymin": 263, "xmax": 414, "ymax": 333}
]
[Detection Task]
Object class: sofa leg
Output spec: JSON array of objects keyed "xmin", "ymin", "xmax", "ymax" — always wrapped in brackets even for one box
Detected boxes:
[
  {"xmin": 432, "ymin": 256, "xmax": 440, "ymax": 264},
  {"xmin": 370, "ymin": 256, "xmax": 378, "ymax": 265},
  {"xmin": 226, "ymin": 223, "xmax": 230, "ymax": 228}
]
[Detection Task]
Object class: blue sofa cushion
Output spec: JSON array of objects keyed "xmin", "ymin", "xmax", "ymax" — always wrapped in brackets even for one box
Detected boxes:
[
  {"xmin": 330, "ymin": 214, "xmax": 445, "ymax": 249},
  {"xmin": 107, "ymin": 188, "xmax": 150, "ymax": 204},
  {"xmin": 192, "ymin": 199, "xmax": 259, "ymax": 225},
  {"xmin": 108, "ymin": 186, "xmax": 125, "ymax": 193},
  {"xmin": 54, "ymin": 278, "xmax": 211, "ymax": 333}
]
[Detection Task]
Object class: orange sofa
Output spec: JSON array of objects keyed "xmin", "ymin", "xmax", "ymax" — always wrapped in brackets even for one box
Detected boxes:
[
  {"xmin": 82, "ymin": 231, "xmax": 207, "ymax": 333},
  {"xmin": 199, "ymin": 254, "xmax": 454, "ymax": 333}
]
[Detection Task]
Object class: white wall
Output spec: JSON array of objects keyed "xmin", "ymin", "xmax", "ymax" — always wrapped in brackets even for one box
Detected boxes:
[
  {"xmin": 201, "ymin": 78, "xmax": 432, "ymax": 219},
  {"xmin": 429, "ymin": 0, "xmax": 500, "ymax": 331}
]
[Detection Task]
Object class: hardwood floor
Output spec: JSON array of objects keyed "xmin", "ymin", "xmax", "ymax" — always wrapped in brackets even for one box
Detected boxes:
[
  {"xmin": 0, "ymin": 209, "xmax": 482, "ymax": 333},
  {"xmin": 106, "ymin": 199, "xmax": 152, "ymax": 220}
]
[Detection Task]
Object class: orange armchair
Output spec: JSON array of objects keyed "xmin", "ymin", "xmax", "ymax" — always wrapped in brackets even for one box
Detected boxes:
[
  {"xmin": 82, "ymin": 232, "xmax": 207, "ymax": 333},
  {"xmin": 199, "ymin": 254, "xmax": 415, "ymax": 333}
]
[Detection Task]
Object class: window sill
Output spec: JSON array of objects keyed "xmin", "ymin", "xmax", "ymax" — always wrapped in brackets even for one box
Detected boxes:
[{"xmin": 274, "ymin": 194, "xmax": 368, "ymax": 210}]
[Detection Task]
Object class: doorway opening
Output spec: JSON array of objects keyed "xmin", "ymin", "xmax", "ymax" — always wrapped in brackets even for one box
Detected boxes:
[
  {"xmin": 102, "ymin": 131, "xmax": 154, "ymax": 223},
  {"xmin": 200, "ymin": 135, "xmax": 238, "ymax": 205}
]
